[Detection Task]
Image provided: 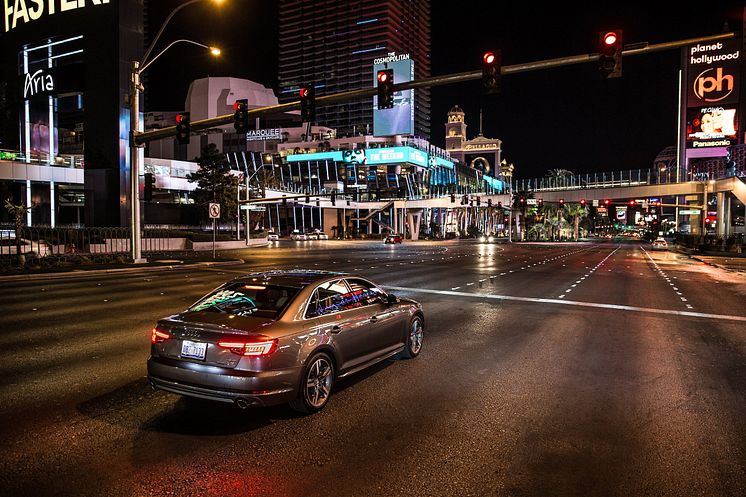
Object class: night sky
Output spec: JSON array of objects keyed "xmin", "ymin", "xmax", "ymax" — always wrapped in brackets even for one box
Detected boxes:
[{"xmin": 146, "ymin": 1, "xmax": 745, "ymax": 179}]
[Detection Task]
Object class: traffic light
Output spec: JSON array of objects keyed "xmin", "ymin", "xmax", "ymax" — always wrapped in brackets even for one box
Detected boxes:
[
  {"xmin": 628, "ymin": 200, "xmax": 636, "ymax": 207},
  {"xmin": 305, "ymin": 194, "xmax": 311, "ymax": 203},
  {"xmin": 451, "ymin": 193, "xmax": 456, "ymax": 203},
  {"xmin": 603, "ymin": 199, "xmax": 611, "ymax": 206},
  {"xmin": 580, "ymin": 199, "xmax": 586, "ymax": 206},
  {"xmin": 330, "ymin": 192, "xmax": 336, "ymax": 206},
  {"xmin": 143, "ymin": 172, "xmax": 155, "ymax": 201},
  {"xmin": 476, "ymin": 197, "xmax": 481, "ymax": 206},
  {"xmin": 538, "ymin": 198, "xmax": 544, "ymax": 207},
  {"xmin": 559, "ymin": 198, "xmax": 565, "ymax": 207},
  {"xmin": 481, "ymin": 50, "xmax": 501, "ymax": 95},
  {"xmin": 519, "ymin": 197, "xmax": 525, "ymax": 205},
  {"xmin": 599, "ymin": 30, "xmax": 622, "ymax": 78},
  {"xmin": 376, "ymin": 69, "xmax": 394, "ymax": 109},
  {"xmin": 655, "ymin": 201, "xmax": 662, "ymax": 207},
  {"xmin": 487, "ymin": 198, "xmax": 492, "ymax": 208},
  {"xmin": 175, "ymin": 112, "xmax": 190, "ymax": 145},
  {"xmin": 299, "ymin": 86, "xmax": 315, "ymax": 122},
  {"xmin": 233, "ymin": 99, "xmax": 249, "ymax": 133},
  {"xmin": 497, "ymin": 201, "xmax": 502, "ymax": 210}
]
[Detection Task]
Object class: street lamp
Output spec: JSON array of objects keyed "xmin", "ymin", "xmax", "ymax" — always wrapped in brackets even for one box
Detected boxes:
[{"xmin": 129, "ymin": 0, "xmax": 225, "ymax": 263}]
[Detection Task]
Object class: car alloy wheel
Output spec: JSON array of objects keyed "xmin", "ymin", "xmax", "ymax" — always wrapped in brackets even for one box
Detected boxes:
[
  {"xmin": 291, "ymin": 352, "xmax": 334, "ymax": 413},
  {"xmin": 401, "ymin": 317, "xmax": 423, "ymax": 359}
]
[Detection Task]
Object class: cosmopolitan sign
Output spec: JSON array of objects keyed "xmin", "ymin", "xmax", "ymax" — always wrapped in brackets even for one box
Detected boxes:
[{"xmin": 4, "ymin": 0, "xmax": 110, "ymax": 33}]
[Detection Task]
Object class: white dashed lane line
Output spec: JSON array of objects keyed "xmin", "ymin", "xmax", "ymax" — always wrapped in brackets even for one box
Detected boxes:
[
  {"xmin": 640, "ymin": 246, "xmax": 694, "ymax": 310},
  {"xmin": 558, "ymin": 246, "xmax": 619, "ymax": 298}
]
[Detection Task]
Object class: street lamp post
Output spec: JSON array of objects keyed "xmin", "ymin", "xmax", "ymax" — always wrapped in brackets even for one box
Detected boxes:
[{"xmin": 129, "ymin": 0, "xmax": 224, "ymax": 263}]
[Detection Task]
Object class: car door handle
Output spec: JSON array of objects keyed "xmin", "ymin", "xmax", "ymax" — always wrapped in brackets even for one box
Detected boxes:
[{"xmin": 330, "ymin": 325, "xmax": 342, "ymax": 334}]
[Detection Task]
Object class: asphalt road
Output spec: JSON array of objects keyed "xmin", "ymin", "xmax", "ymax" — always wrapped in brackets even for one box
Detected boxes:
[{"xmin": 1, "ymin": 240, "xmax": 746, "ymax": 497}]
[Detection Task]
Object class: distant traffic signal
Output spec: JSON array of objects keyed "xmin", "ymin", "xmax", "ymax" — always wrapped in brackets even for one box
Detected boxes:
[
  {"xmin": 481, "ymin": 50, "xmax": 501, "ymax": 95},
  {"xmin": 175, "ymin": 112, "xmax": 190, "ymax": 145},
  {"xmin": 143, "ymin": 172, "xmax": 155, "ymax": 201},
  {"xmin": 451, "ymin": 193, "xmax": 456, "ymax": 203},
  {"xmin": 580, "ymin": 198, "xmax": 586, "ymax": 206},
  {"xmin": 628, "ymin": 200, "xmax": 636, "ymax": 206},
  {"xmin": 487, "ymin": 198, "xmax": 492, "ymax": 208},
  {"xmin": 233, "ymin": 99, "xmax": 249, "ymax": 133},
  {"xmin": 603, "ymin": 199, "xmax": 611, "ymax": 206},
  {"xmin": 330, "ymin": 192, "xmax": 336, "ymax": 206},
  {"xmin": 538, "ymin": 198, "xmax": 544, "ymax": 207},
  {"xmin": 599, "ymin": 30, "xmax": 622, "ymax": 78},
  {"xmin": 299, "ymin": 86, "xmax": 315, "ymax": 122},
  {"xmin": 559, "ymin": 198, "xmax": 565, "ymax": 207}
]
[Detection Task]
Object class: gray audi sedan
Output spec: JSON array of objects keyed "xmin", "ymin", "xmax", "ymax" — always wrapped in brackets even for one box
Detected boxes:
[{"xmin": 147, "ymin": 271, "xmax": 424, "ymax": 413}]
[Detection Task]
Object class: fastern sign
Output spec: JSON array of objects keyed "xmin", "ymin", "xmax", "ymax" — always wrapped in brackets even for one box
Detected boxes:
[{"xmin": 4, "ymin": 0, "xmax": 110, "ymax": 33}]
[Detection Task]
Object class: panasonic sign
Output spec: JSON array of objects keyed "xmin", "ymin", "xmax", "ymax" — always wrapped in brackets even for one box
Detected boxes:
[{"xmin": 4, "ymin": 0, "xmax": 110, "ymax": 33}]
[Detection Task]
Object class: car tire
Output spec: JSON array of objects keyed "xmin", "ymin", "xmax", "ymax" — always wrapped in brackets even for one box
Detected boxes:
[
  {"xmin": 289, "ymin": 352, "xmax": 335, "ymax": 414},
  {"xmin": 400, "ymin": 316, "xmax": 423, "ymax": 359}
]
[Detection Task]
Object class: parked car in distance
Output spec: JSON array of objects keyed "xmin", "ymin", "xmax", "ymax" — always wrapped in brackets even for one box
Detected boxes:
[
  {"xmin": 384, "ymin": 234, "xmax": 403, "ymax": 244},
  {"xmin": 307, "ymin": 232, "xmax": 319, "ymax": 240},
  {"xmin": 651, "ymin": 237, "xmax": 668, "ymax": 251},
  {"xmin": 318, "ymin": 232, "xmax": 329, "ymax": 240},
  {"xmin": 290, "ymin": 231, "xmax": 308, "ymax": 241},
  {"xmin": 147, "ymin": 271, "xmax": 424, "ymax": 413},
  {"xmin": 267, "ymin": 232, "xmax": 279, "ymax": 242}
]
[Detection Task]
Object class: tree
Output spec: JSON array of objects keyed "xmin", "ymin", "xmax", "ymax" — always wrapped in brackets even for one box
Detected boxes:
[
  {"xmin": 187, "ymin": 144, "xmax": 239, "ymax": 229},
  {"xmin": 563, "ymin": 203, "xmax": 589, "ymax": 241},
  {"xmin": 4, "ymin": 199, "xmax": 33, "ymax": 266}
]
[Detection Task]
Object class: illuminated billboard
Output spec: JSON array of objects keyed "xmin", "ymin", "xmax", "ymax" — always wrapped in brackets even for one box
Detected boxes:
[
  {"xmin": 686, "ymin": 106, "xmax": 738, "ymax": 148},
  {"xmin": 684, "ymin": 39, "xmax": 741, "ymax": 151},
  {"xmin": 373, "ymin": 53, "xmax": 414, "ymax": 136}
]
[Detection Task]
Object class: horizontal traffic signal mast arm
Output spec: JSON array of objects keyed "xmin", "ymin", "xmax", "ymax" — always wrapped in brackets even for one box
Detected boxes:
[{"xmin": 133, "ymin": 31, "xmax": 735, "ymax": 146}]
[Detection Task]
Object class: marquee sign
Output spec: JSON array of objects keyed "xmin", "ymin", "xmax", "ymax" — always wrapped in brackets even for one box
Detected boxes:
[
  {"xmin": 4, "ymin": 0, "xmax": 111, "ymax": 33},
  {"xmin": 246, "ymin": 128, "xmax": 282, "ymax": 141}
]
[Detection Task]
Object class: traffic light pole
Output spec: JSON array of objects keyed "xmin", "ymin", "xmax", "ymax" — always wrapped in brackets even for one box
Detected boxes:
[
  {"xmin": 133, "ymin": 31, "xmax": 735, "ymax": 146},
  {"xmin": 129, "ymin": 61, "xmax": 145, "ymax": 263}
]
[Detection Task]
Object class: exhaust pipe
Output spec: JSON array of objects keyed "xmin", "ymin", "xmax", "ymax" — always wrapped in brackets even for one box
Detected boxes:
[{"xmin": 235, "ymin": 398, "xmax": 250, "ymax": 410}]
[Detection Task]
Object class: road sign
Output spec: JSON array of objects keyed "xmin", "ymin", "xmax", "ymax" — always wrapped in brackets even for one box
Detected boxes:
[
  {"xmin": 209, "ymin": 203, "xmax": 221, "ymax": 219},
  {"xmin": 526, "ymin": 198, "xmax": 537, "ymax": 205},
  {"xmin": 592, "ymin": 199, "xmax": 599, "ymax": 207},
  {"xmin": 240, "ymin": 204, "xmax": 267, "ymax": 211},
  {"xmin": 679, "ymin": 209, "xmax": 700, "ymax": 215}
]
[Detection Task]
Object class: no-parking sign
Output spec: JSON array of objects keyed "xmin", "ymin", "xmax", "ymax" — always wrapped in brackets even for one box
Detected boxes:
[{"xmin": 209, "ymin": 203, "xmax": 221, "ymax": 219}]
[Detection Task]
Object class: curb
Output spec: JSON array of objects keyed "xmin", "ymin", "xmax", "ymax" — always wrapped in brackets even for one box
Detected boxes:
[{"xmin": 0, "ymin": 259, "xmax": 245, "ymax": 282}]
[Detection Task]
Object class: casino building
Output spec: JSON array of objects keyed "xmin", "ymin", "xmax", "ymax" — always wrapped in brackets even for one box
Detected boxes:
[{"xmin": 0, "ymin": 0, "xmax": 143, "ymax": 227}]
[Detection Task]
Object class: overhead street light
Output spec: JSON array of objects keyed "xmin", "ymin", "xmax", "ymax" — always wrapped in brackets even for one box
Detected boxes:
[{"xmin": 129, "ymin": 0, "xmax": 226, "ymax": 263}]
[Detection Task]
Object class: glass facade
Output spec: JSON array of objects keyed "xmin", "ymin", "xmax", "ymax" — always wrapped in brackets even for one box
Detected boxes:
[{"xmin": 19, "ymin": 36, "xmax": 85, "ymax": 167}]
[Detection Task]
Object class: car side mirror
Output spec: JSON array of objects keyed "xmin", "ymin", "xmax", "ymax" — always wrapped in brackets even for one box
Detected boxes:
[{"xmin": 386, "ymin": 294, "xmax": 399, "ymax": 305}]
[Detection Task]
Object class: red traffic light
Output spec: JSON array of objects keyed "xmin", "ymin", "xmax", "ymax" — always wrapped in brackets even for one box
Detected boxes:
[
  {"xmin": 580, "ymin": 199, "xmax": 586, "ymax": 205},
  {"xmin": 603, "ymin": 199, "xmax": 610, "ymax": 206},
  {"xmin": 299, "ymin": 87, "xmax": 309, "ymax": 98},
  {"xmin": 483, "ymin": 52, "xmax": 495, "ymax": 64},
  {"xmin": 175, "ymin": 113, "xmax": 184, "ymax": 124},
  {"xmin": 559, "ymin": 198, "xmax": 565, "ymax": 205},
  {"xmin": 233, "ymin": 101, "xmax": 242, "ymax": 111},
  {"xmin": 377, "ymin": 71, "xmax": 388, "ymax": 83},
  {"xmin": 628, "ymin": 200, "xmax": 636, "ymax": 206},
  {"xmin": 603, "ymin": 31, "xmax": 618, "ymax": 46},
  {"xmin": 655, "ymin": 201, "xmax": 662, "ymax": 207}
]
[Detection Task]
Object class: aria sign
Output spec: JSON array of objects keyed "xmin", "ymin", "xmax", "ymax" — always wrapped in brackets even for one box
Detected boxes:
[
  {"xmin": 4, "ymin": 0, "xmax": 110, "ymax": 33},
  {"xmin": 23, "ymin": 69, "xmax": 53, "ymax": 99},
  {"xmin": 18, "ymin": 63, "xmax": 83, "ymax": 100}
]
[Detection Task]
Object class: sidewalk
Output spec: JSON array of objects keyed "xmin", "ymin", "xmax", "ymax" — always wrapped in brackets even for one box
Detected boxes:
[
  {"xmin": 690, "ymin": 255, "xmax": 746, "ymax": 273},
  {"xmin": 0, "ymin": 256, "xmax": 245, "ymax": 282}
]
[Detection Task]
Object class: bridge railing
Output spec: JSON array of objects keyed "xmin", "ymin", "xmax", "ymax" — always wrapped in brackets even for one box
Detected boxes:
[{"xmin": 513, "ymin": 168, "xmax": 683, "ymax": 192}]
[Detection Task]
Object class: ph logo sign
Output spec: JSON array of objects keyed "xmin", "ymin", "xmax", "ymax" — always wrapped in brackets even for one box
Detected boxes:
[{"xmin": 694, "ymin": 67, "xmax": 734, "ymax": 102}]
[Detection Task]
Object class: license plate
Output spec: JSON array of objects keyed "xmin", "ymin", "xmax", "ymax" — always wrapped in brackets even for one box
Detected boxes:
[{"xmin": 181, "ymin": 340, "xmax": 207, "ymax": 360}]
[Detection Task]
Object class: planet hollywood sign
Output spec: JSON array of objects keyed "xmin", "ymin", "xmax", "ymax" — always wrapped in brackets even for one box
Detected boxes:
[{"xmin": 4, "ymin": 0, "xmax": 110, "ymax": 33}]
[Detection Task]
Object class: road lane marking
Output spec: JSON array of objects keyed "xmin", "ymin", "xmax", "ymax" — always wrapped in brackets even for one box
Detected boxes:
[{"xmin": 384, "ymin": 286, "xmax": 746, "ymax": 323}]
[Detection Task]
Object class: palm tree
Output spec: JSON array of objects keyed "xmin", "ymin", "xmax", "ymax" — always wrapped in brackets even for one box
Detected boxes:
[
  {"xmin": 563, "ymin": 203, "xmax": 589, "ymax": 241},
  {"xmin": 545, "ymin": 168, "xmax": 575, "ymax": 189}
]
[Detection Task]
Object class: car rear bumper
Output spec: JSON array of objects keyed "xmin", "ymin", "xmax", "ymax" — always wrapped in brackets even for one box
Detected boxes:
[{"xmin": 147, "ymin": 357, "xmax": 300, "ymax": 407}]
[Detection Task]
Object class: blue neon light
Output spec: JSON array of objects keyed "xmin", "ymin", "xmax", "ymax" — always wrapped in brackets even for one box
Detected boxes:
[
  {"xmin": 352, "ymin": 46, "xmax": 385, "ymax": 55},
  {"xmin": 286, "ymin": 151, "xmax": 344, "ymax": 162},
  {"xmin": 356, "ymin": 18, "xmax": 378, "ymax": 25}
]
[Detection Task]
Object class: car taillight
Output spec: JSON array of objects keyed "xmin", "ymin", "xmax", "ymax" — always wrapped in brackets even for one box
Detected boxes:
[
  {"xmin": 218, "ymin": 336, "xmax": 278, "ymax": 356},
  {"xmin": 151, "ymin": 324, "xmax": 172, "ymax": 344}
]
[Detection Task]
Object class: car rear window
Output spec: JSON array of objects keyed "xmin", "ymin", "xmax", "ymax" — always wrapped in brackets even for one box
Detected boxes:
[{"xmin": 188, "ymin": 282, "xmax": 300, "ymax": 318}]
